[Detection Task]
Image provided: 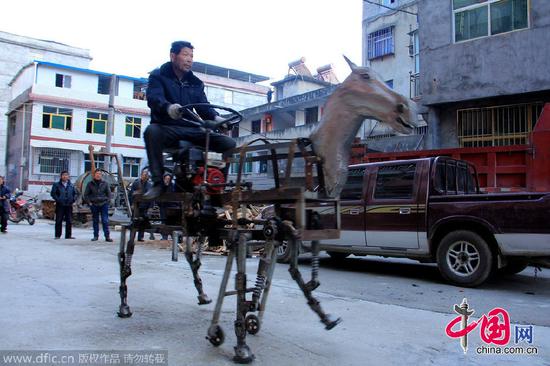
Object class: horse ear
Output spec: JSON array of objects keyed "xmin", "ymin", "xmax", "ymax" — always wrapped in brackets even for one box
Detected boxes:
[{"xmin": 343, "ymin": 55, "xmax": 358, "ymax": 71}]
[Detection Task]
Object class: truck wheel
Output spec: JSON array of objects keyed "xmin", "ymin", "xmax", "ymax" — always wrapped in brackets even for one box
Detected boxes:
[
  {"xmin": 276, "ymin": 241, "xmax": 291, "ymax": 263},
  {"xmin": 436, "ymin": 230, "xmax": 493, "ymax": 287},
  {"xmin": 499, "ymin": 259, "xmax": 529, "ymax": 275},
  {"xmin": 327, "ymin": 251, "xmax": 350, "ymax": 261}
]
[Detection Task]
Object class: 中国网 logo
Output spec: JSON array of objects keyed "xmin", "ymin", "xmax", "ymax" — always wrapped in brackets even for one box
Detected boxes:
[{"xmin": 445, "ymin": 298, "xmax": 537, "ymax": 356}]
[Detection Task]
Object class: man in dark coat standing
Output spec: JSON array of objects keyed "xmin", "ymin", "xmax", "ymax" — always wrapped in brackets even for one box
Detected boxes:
[
  {"xmin": 0, "ymin": 176, "xmax": 11, "ymax": 234},
  {"xmin": 51, "ymin": 170, "xmax": 77, "ymax": 239},
  {"xmin": 83, "ymin": 170, "xmax": 113, "ymax": 242},
  {"xmin": 143, "ymin": 40, "xmax": 236, "ymax": 200},
  {"xmin": 129, "ymin": 168, "xmax": 152, "ymax": 241}
]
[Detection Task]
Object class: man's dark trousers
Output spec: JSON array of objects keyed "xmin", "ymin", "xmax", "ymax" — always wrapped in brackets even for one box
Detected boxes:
[
  {"xmin": 0, "ymin": 207, "xmax": 7, "ymax": 232},
  {"xmin": 91, "ymin": 203, "xmax": 110, "ymax": 239},
  {"xmin": 55, "ymin": 204, "xmax": 73, "ymax": 238},
  {"xmin": 144, "ymin": 123, "xmax": 236, "ymax": 183}
]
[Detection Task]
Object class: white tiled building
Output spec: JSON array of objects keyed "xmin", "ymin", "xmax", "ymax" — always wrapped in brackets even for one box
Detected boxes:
[{"xmin": 6, "ymin": 61, "xmax": 151, "ymax": 192}]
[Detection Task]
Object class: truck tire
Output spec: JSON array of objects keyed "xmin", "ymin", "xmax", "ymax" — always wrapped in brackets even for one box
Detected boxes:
[
  {"xmin": 436, "ymin": 230, "xmax": 493, "ymax": 287},
  {"xmin": 499, "ymin": 259, "xmax": 529, "ymax": 275},
  {"xmin": 327, "ymin": 251, "xmax": 350, "ymax": 261}
]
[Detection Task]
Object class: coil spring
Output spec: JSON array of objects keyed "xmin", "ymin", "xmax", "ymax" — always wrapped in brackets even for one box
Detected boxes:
[
  {"xmin": 311, "ymin": 255, "xmax": 319, "ymax": 281},
  {"xmin": 253, "ymin": 275, "xmax": 266, "ymax": 298}
]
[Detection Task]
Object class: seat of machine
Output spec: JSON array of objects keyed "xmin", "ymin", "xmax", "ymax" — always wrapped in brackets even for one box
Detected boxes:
[{"xmin": 163, "ymin": 140, "xmax": 197, "ymax": 154}]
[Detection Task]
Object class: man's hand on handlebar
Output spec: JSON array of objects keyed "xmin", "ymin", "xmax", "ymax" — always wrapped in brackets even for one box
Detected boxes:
[{"xmin": 167, "ymin": 103, "xmax": 183, "ymax": 119}]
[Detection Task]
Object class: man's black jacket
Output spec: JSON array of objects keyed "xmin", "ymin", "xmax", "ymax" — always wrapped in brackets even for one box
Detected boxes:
[
  {"xmin": 83, "ymin": 179, "xmax": 111, "ymax": 207},
  {"xmin": 129, "ymin": 178, "xmax": 152, "ymax": 209},
  {"xmin": 147, "ymin": 62, "xmax": 217, "ymax": 126},
  {"xmin": 51, "ymin": 180, "xmax": 76, "ymax": 207}
]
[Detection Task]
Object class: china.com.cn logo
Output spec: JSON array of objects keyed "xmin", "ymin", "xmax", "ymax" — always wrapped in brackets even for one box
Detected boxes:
[{"xmin": 445, "ymin": 298, "xmax": 537, "ymax": 355}]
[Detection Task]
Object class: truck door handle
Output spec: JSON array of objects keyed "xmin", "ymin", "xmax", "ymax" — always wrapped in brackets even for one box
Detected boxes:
[{"xmin": 399, "ymin": 207, "xmax": 411, "ymax": 215}]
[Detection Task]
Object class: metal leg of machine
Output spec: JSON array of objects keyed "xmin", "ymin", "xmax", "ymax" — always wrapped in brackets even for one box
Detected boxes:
[
  {"xmin": 184, "ymin": 235, "xmax": 211, "ymax": 305},
  {"xmin": 117, "ymin": 225, "xmax": 136, "ymax": 318},
  {"xmin": 257, "ymin": 241, "xmax": 278, "ymax": 323},
  {"xmin": 287, "ymin": 238, "xmax": 341, "ymax": 330},
  {"xmin": 207, "ymin": 244, "xmax": 235, "ymax": 347},
  {"xmin": 233, "ymin": 232, "xmax": 255, "ymax": 364}
]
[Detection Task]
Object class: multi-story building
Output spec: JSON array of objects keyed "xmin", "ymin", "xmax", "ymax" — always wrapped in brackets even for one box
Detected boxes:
[
  {"xmin": 228, "ymin": 59, "xmax": 342, "ymax": 186},
  {"xmin": 0, "ymin": 31, "xmax": 91, "ymax": 176},
  {"xmin": 6, "ymin": 60, "xmax": 269, "ymax": 193},
  {"xmin": 361, "ymin": 0, "xmax": 427, "ymax": 151},
  {"xmin": 419, "ymin": 0, "xmax": 550, "ymax": 149},
  {"xmin": 362, "ymin": 0, "xmax": 419, "ymax": 98},
  {"xmin": 192, "ymin": 61, "xmax": 269, "ymax": 111},
  {"xmin": 6, "ymin": 61, "xmax": 150, "ymax": 192}
]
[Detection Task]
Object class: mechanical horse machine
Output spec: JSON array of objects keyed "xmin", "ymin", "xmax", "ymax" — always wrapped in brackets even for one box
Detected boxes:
[{"xmin": 116, "ymin": 57, "xmax": 418, "ymax": 363}]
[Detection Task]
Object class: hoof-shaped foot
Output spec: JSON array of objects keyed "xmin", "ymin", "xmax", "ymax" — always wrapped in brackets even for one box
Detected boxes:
[
  {"xmin": 197, "ymin": 294, "xmax": 212, "ymax": 305},
  {"xmin": 233, "ymin": 344, "xmax": 255, "ymax": 364},
  {"xmin": 323, "ymin": 315, "xmax": 342, "ymax": 330},
  {"xmin": 117, "ymin": 305, "xmax": 133, "ymax": 318},
  {"xmin": 305, "ymin": 280, "xmax": 320, "ymax": 291}
]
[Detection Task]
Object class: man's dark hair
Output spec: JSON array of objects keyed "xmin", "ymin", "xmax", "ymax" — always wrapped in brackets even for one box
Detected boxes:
[
  {"xmin": 170, "ymin": 41, "xmax": 194, "ymax": 55},
  {"xmin": 60, "ymin": 170, "xmax": 69, "ymax": 176}
]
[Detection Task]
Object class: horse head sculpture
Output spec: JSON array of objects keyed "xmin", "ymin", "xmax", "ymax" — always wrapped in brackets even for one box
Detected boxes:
[{"xmin": 310, "ymin": 55, "xmax": 419, "ymax": 197}]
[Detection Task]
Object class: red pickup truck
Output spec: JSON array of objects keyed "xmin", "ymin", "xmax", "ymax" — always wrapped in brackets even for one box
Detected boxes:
[{"xmin": 292, "ymin": 156, "xmax": 550, "ymax": 287}]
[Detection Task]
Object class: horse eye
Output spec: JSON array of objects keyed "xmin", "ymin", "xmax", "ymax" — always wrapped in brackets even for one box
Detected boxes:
[{"xmin": 361, "ymin": 73, "xmax": 370, "ymax": 80}]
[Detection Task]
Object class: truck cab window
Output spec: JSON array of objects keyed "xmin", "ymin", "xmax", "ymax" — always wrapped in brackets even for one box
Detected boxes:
[
  {"xmin": 341, "ymin": 167, "xmax": 366, "ymax": 199},
  {"xmin": 435, "ymin": 159, "xmax": 477, "ymax": 195},
  {"xmin": 446, "ymin": 161, "xmax": 457, "ymax": 194},
  {"xmin": 374, "ymin": 163, "xmax": 416, "ymax": 199}
]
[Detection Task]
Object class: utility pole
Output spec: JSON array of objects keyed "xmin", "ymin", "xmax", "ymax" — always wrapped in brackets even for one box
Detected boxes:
[{"xmin": 106, "ymin": 74, "xmax": 117, "ymax": 168}]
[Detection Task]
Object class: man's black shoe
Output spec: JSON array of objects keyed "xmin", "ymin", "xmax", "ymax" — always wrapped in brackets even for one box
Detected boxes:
[
  {"xmin": 142, "ymin": 184, "xmax": 163, "ymax": 200},
  {"xmin": 105, "ymin": 237, "xmax": 113, "ymax": 242}
]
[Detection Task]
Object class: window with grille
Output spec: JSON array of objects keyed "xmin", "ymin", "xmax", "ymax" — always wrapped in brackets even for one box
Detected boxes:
[
  {"xmin": 43, "ymin": 106, "xmax": 72, "ymax": 130},
  {"xmin": 84, "ymin": 153, "xmax": 105, "ymax": 172},
  {"xmin": 86, "ymin": 111, "xmax": 108, "ymax": 134},
  {"xmin": 230, "ymin": 153, "xmax": 253, "ymax": 174},
  {"xmin": 453, "ymin": 0, "xmax": 528, "ymax": 43},
  {"xmin": 55, "ymin": 74, "xmax": 71, "ymax": 88},
  {"xmin": 367, "ymin": 26, "xmax": 395, "ymax": 60},
  {"xmin": 38, "ymin": 148, "xmax": 70, "ymax": 174},
  {"xmin": 457, "ymin": 102, "xmax": 544, "ymax": 147},
  {"xmin": 125, "ymin": 116, "xmax": 141, "ymax": 138},
  {"xmin": 123, "ymin": 157, "xmax": 141, "ymax": 178}
]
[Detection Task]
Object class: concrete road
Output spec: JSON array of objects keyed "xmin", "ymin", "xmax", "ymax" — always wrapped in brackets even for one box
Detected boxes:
[{"xmin": 1, "ymin": 221, "xmax": 549, "ymax": 366}]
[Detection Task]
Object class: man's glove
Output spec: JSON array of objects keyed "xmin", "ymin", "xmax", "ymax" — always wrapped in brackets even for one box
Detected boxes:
[
  {"xmin": 214, "ymin": 115, "xmax": 229, "ymax": 131},
  {"xmin": 167, "ymin": 103, "xmax": 183, "ymax": 120}
]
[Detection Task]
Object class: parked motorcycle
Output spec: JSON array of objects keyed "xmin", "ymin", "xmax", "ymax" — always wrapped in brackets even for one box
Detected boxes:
[{"xmin": 8, "ymin": 190, "xmax": 36, "ymax": 225}]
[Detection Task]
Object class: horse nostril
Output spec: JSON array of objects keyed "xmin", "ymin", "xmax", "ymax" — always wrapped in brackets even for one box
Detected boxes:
[{"xmin": 396, "ymin": 103, "xmax": 405, "ymax": 114}]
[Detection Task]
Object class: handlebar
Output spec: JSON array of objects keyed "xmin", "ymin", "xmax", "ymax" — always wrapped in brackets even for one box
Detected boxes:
[{"xmin": 177, "ymin": 103, "xmax": 243, "ymax": 131}]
